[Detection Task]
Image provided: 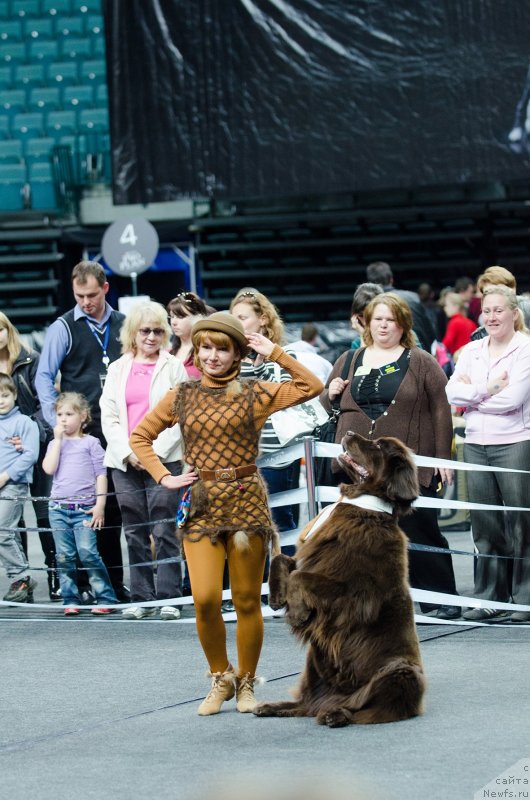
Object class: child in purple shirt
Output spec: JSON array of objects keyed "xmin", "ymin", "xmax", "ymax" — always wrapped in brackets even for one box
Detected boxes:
[{"xmin": 43, "ymin": 392, "xmax": 117, "ymax": 616}]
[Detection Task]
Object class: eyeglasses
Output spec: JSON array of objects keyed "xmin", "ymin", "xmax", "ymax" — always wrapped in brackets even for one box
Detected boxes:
[{"xmin": 138, "ymin": 327, "xmax": 165, "ymax": 337}]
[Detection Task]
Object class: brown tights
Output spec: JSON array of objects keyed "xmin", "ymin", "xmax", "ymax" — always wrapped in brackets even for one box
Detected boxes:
[{"xmin": 183, "ymin": 534, "xmax": 267, "ymax": 676}]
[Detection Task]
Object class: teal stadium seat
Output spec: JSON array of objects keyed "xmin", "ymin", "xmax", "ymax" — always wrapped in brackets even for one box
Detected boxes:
[
  {"xmin": 16, "ymin": 63, "xmax": 45, "ymax": 85},
  {"xmin": 63, "ymin": 84, "xmax": 93, "ymax": 108},
  {"xmin": 0, "ymin": 42, "xmax": 27, "ymax": 63},
  {"xmin": 92, "ymin": 36, "xmax": 104, "ymax": 57},
  {"xmin": 79, "ymin": 106, "xmax": 108, "ymax": 131},
  {"xmin": 30, "ymin": 86, "xmax": 61, "ymax": 110},
  {"xmin": 80, "ymin": 59, "xmax": 105, "ymax": 82},
  {"xmin": 48, "ymin": 60, "xmax": 78, "ymax": 84},
  {"xmin": 0, "ymin": 162, "xmax": 26, "ymax": 211},
  {"xmin": 0, "ymin": 0, "xmax": 9, "ymax": 17},
  {"xmin": 12, "ymin": 0, "xmax": 40, "ymax": 16},
  {"xmin": 61, "ymin": 36, "xmax": 92, "ymax": 59},
  {"xmin": 0, "ymin": 88, "xmax": 26, "ymax": 111},
  {"xmin": 28, "ymin": 39, "xmax": 59, "ymax": 62},
  {"xmin": 24, "ymin": 18, "xmax": 54, "ymax": 39},
  {"xmin": 76, "ymin": 0, "xmax": 102, "ymax": 12},
  {"xmin": 13, "ymin": 111, "xmax": 45, "ymax": 136},
  {"xmin": 55, "ymin": 15, "xmax": 84, "ymax": 36},
  {"xmin": 47, "ymin": 109, "xmax": 77, "ymax": 134},
  {"xmin": 24, "ymin": 136, "xmax": 56, "ymax": 162},
  {"xmin": 41, "ymin": 0, "xmax": 72, "ymax": 14},
  {"xmin": 0, "ymin": 20, "xmax": 23, "ymax": 40},
  {"xmin": 86, "ymin": 13, "xmax": 103, "ymax": 33},
  {"xmin": 0, "ymin": 65, "xmax": 12, "ymax": 86},
  {"xmin": 0, "ymin": 116, "xmax": 9, "ymax": 137},
  {"xmin": 0, "ymin": 139, "xmax": 23, "ymax": 162},
  {"xmin": 28, "ymin": 160, "xmax": 56, "ymax": 209},
  {"xmin": 95, "ymin": 83, "xmax": 107, "ymax": 106}
]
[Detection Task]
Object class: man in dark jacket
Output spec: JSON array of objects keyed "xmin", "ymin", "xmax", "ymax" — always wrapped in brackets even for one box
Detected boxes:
[{"xmin": 366, "ymin": 261, "xmax": 436, "ymax": 352}]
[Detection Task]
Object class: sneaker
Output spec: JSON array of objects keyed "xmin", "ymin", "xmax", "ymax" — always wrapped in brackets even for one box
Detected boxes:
[
  {"xmin": 198, "ymin": 665, "xmax": 236, "ymax": 716},
  {"xmin": 121, "ymin": 606, "xmax": 158, "ymax": 620},
  {"xmin": 64, "ymin": 607, "xmax": 80, "ymax": 616},
  {"xmin": 429, "ymin": 605, "xmax": 462, "ymax": 620},
  {"xmin": 508, "ymin": 611, "xmax": 530, "ymax": 623},
  {"xmin": 462, "ymin": 607, "xmax": 505, "ymax": 621},
  {"xmin": 221, "ymin": 600, "xmax": 235, "ymax": 613},
  {"xmin": 91, "ymin": 607, "xmax": 118, "ymax": 615},
  {"xmin": 115, "ymin": 584, "xmax": 131, "ymax": 603},
  {"xmin": 3, "ymin": 576, "xmax": 37, "ymax": 603},
  {"xmin": 160, "ymin": 606, "xmax": 181, "ymax": 620}
]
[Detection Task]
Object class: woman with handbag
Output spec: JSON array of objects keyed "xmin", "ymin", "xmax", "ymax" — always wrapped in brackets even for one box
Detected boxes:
[
  {"xmin": 320, "ymin": 293, "xmax": 460, "ymax": 620},
  {"xmin": 0, "ymin": 311, "xmax": 60, "ymax": 601},
  {"xmin": 130, "ymin": 312, "xmax": 323, "ymax": 715}
]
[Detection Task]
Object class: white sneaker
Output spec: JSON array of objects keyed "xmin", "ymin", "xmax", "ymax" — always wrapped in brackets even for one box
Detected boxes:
[
  {"xmin": 121, "ymin": 606, "xmax": 158, "ymax": 620},
  {"xmin": 160, "ymin": 606, "xmax": 181, "ymax": 620}
]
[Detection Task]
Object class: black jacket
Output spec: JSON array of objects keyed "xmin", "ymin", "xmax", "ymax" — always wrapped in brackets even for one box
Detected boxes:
[{"xmin": 11, "ymin": 347, "xmax": 51, "ymax": 443}]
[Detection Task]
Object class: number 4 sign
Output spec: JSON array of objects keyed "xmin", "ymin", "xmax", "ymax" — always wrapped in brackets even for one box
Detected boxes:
[{"xmin": 101, "ymin": 217, "xmax": 159, "ymax": 278}]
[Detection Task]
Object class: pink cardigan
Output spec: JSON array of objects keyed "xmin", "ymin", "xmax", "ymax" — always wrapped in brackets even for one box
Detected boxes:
[{"xmin": 445, "ymin": 332, "xmax": 530, "ymax": 444}]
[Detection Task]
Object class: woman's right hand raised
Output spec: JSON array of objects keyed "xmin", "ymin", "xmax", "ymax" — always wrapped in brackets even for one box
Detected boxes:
[
  {"xmin": 328, "ymin": 377, "xmax": 349, "ymax": 401},
  {"xmin": 160, "ymin": 471, "xmax": 198, "ymax": 490}
]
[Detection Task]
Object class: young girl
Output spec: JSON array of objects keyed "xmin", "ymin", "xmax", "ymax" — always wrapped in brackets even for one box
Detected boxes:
[
  {"xmin": 43, "ymin": 392, "xmax": 117, "ymax": 616},
  {"xmin": 167, "ymin": 292, "xmax": 209, "ymax": 379}
]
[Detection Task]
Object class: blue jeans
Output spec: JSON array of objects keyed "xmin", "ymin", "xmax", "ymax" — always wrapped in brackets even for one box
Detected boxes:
[
  {"xmin": 0, "ymin": 483, "xmax": 30, "ymax": 579},
  {"xmin": 49, "ymin": 505, "xmax": 117, "ymax": 606}
]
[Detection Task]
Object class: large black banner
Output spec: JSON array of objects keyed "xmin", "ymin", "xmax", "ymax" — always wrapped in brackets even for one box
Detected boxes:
[{"xmin": 104, "ymin": 0, "xmax": 530, "ymax": 205}]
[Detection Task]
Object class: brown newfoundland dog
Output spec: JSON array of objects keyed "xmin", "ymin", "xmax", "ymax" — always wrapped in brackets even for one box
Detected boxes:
[{"xmin": 255, "ymin": 431, "xmax": 426, "ymax": 727}]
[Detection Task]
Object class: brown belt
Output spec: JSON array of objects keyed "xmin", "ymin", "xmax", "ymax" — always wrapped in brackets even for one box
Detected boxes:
[{"xmin": 196, "ymin": 464, "xmax": 257, "ymax": 481}]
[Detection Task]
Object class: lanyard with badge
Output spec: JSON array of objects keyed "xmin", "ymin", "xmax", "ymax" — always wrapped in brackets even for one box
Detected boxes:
[{"xmin": 85, "ymin": 319, "xmax": 110, "ymax": 387}]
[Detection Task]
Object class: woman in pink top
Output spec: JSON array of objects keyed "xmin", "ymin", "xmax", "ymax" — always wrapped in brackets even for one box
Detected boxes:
[
  {"xmin": 446, "ymin": 286, "xmax": 530, "ymax": 623},
  {"xmin": 167, "ymin": 292, "xmax": 209, "ymax": 379},
  {"xmin": 100, "ymin": 302, "xmax": 192, "ymax": 620}
]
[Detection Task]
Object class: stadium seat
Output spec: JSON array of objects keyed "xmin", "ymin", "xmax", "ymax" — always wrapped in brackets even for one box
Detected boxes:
[
  {"xmin": 80, "ymin": 59, "xmax": 106, "ymax": 81},
  {"xmin": 95, "ymin": 83, "xmax": 107, "ymax": 106},
  {"xmin": 79, "ymin": 106, "xmax": 108, "ymax": 131},
  {"xmin": 0, "ymin": 42, "xmax": 27, "ymax": 63},
  {"xmin": 0, "ymin": 88, "xmax": 26, "ymax": 111},
  {"xmin": 55, "ymin": 14, "xmax": 84, "ymax": 35},
  {"xmin": 86, "ymin": 13, "xmax": 103, "ymax": 33},
  {"xmin": 24, "ymin": 18, "xmax": 54, "ymax": 39},
  {"xmin": 61, "ymin": 36, "xmax": 92, "ymax": 59},
  {"xmin": 0, "ymin": 0, "xmax": 9, "ymax": 17},
  {"xmin": 41, "ymin": 0, "xmax": 72, "ymax": 14},
  {"xmin": 0, "ymin": 139, "xmax": 23, "ymax": 162},
  {"xmin": 24, "ymin": 136, "xmax": 56, "ymax": 162},
  {"xmin": 12, "ymin": 0, "xmax": 40, "ymax": 16},
  {"xmin": 13, "ymin": 111, "xmax": 45, "ymax": 136},
  {"xmin": 0, "ymin": 116, "xmax": 9, "ymax": 137},
  {"xmin": 28, "ymin": 39, "xmax": 59, "ymax": 61},
  {"xmin": 48, "ymin": 60, "xmax": 78, "ymax": 84},
  {"xmin": 63, "ymin": 84, "xmax": 94, "ymax": 108},
  {"xmin": 30, "ymin": 86, "xmax": 61, "ymax": 110},
  {"xmin": 0, "ymin": 162, "xmax": 26, "ymax": 211},
  {"xmin": 92, "ymin": 35, "xmax": 105, "ymax": 57},
  {"xmin": 16, "ymin": 63, "xmax": 45, "ymax": 85},
  {"xmin": 28, "ymin": 160, "xmax": 57, "ymax": 209},
  {"xmin": 0, "ymin": 20, "xmax": 23, "ymax": 40},
  {"xmin": 47, "ymin": 108, "xmax": 77, "ymax": 134},
  {"xmin": 75, "ymin": 0, "xmax": 102, "ymax": 12}
]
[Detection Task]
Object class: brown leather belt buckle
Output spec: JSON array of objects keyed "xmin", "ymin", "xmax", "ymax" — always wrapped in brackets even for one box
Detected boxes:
[{"xmin": 215, "ymin": 466, "xmax": 236, "ymax": 481}]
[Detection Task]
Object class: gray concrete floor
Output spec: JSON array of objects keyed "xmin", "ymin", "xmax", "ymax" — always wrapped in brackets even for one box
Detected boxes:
[{"xmin": 1, "ymin": 504, "xmax": 528, "ymax": 800}]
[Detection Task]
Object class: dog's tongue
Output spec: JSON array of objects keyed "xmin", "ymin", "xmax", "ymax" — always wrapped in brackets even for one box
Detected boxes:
[{"xmin": 342, "ymin": 452, "xmax": 369, "ymax": 480}]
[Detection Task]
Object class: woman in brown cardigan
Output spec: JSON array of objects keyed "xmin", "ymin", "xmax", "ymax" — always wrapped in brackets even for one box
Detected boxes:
[
  {"xmin": 320, "ymin": 293, "xmax": 460, "ymax": 620},
  {"xmin": 130, "ymin": 312, "xmax": 323, "ymax": 716}
]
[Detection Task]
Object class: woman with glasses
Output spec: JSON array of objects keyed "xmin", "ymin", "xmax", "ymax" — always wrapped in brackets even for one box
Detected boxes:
[
  {"xmin": 167, "ymin": 292, "xmax": 210, "ymax": 379},
  {"xmin": 100, "ymin": 301, "xmax": 191, "ymax": 620}
]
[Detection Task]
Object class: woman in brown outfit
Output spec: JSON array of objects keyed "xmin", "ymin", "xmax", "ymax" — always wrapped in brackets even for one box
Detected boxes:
[
  {"xmin": 320, "ymin": 293, "xmax": 460, "ymax": 620},
  {"xmin": 130, "ymin": 312, "xmax": 323, "ymax": 716}
]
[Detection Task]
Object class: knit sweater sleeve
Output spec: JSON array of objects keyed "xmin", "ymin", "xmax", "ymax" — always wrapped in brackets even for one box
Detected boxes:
[
  {"xmin": 129, "ymin": 388, "xmax": 179, "ymax": 483},
  {"xmin": 252, "ymin": 345, "xmax": 324, "ymax": 429}
]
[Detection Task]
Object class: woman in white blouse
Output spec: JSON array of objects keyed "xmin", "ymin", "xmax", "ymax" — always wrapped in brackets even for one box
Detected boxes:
[{"xmin": 100, "ymin": 301, "xmax": 188, "ymax": 620}]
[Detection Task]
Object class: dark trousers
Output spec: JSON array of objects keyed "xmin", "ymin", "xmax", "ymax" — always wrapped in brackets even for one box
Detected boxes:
[
  {"xmin": 112, "ymin": 462, "xmax": 183, "ymax": 602},
  {"xmin": 399, "ymin": 482, "xmax": 458, "ymax": 612}
]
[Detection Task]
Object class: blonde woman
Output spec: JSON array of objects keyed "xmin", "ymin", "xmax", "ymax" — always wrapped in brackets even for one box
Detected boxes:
[{"xmin": 100, "ymin": 301, "xmax": 188, "ymax": 620}]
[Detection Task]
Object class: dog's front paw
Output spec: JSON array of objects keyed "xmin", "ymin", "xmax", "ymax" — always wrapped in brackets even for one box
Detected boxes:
[{"xmin": 317, "ymin": 709, "xmax": 350, "ymax": 728}]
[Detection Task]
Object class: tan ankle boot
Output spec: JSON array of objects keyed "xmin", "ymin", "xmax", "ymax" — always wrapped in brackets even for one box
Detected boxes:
[
  {"xmin": 197, "ymin": 664, "xmax": 236, "ymax": 716},
  {"xmin": 236, "ymin": 673, "xmax": 261, "ymax": 713}
]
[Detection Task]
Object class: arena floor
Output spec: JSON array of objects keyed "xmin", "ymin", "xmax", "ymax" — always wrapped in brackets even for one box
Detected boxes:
[{"xmin": 1, "ymin": 525, "xmax": 528, "ymax": 800}]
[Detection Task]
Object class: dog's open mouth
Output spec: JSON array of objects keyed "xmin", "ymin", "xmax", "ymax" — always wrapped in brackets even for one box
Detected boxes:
[{"xmin": 338, "ymin": 451, "xmax": 369, "ymax": 480}]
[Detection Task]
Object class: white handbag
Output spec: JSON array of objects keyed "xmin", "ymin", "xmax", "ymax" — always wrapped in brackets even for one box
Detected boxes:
[{"xmin": 270, "ymin": 397, "xmax": 329, "ymax": 447}]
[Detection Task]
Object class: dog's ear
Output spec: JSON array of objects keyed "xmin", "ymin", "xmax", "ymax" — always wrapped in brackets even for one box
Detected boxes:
[{"xmin": 377, "ymin": 439, "xmax": 419, "ymax": 503}]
